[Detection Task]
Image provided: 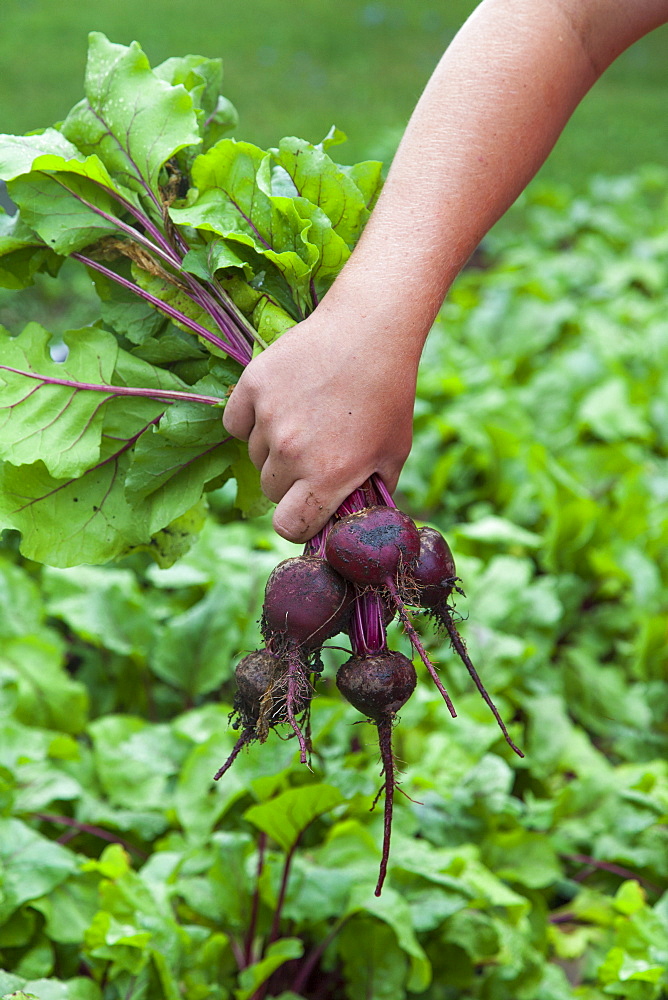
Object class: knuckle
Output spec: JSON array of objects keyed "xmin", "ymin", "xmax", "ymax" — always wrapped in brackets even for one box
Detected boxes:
[
  {"xmin": 260, "ymin": 470, "xmax": 284, "ymax": 503},
  {"xmin": 274, "ymin": 433, "xmax": 302, "ymax": 464}
]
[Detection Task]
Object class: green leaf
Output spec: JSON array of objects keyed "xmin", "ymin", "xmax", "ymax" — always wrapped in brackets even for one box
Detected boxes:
[
  {"xmin": 0, "ymin": 818, "xmax": 79, "ymax": 924},
  {"xmin": 0, "ymin": 214, "xmax": 61, "ymax": 290},
  {"xmin": 0, "ymin": 327, "xmax": 225, "ymax": 565},
  {"xmin": 273, "ymin": 136, "xmax": 375, "ymax": 247},
  {"xmin": 42, "ymin": 565, "xmax": 156, "ymax": 658},
  {"xmin": 614, "ymin": 881, "xmax": 649, "ymax": 917},
  {"xmin": 454, "ymin": 515, "xmax": 542, "ymax": 550},
  {"xmin": 7, "ymin": 155, "xmax": 132, "ymax": 255},
  {"xmin": 169, "ymin": 139, "xmax": 318, "ymax": 312},
  {"xmin": 345, "ymin": 885, "xmax": 432, "ymax": 992},
  {"xmin": 243, "ymin": 783, "xmax": 344, "ymax": 852},
  {"xmin": 153, "ymin": 53, "xmax": 224, "ymax": 121},
  {"xmin": 0, "ymin": 130, "xmax": 81, "ymax": 181},
  {"xmin": 0, "ymin": 556, "xmax": 44, "ymax": 640},
  {"xmin": 290, "ymin": 196, "xmax": 351, "ymax": 299},
  {"xmin": 338, "ymin": 917, "xmax": 409, "ymax": 1000},
  {"xmin": 0, "ymin": 447, "xmax": 149, "ymax": 566},
  {"xmin": 579, "ymin": 377, "xmax": 651, "ymax": 442},
  {"xmin": 483, "ymin": 828, "xmax": 562, "ymax": 889},
  {"xmin": 132, "ymin": 500, "xmax": 209, "ymax": 568},
  {"xmin": 124, "ymin": 401, "xmax": 236, "ymax": 522},
  {"xmin": 234, "ymin": 938, "xmax": 304, "ymax": 1000},
  {"xmin": 0, "ymin": 324, "xmax": 117, "ymax": 477},
  {"xmin": 150, "ymin": 580, "xmax": 243, "ymax": 695},
  {"xmin": 88, "ymin": 716, "xmax": 184, "ymax": 812},
  {"xmin": 230, "ymin": 445, "xmax": 273, "ymax": 517},
  {"xmin": 181, "ymin": 240, "xmax": 253, "ymax": 282},
  {"xmin": 61, "ymin": 33, "xmax": 200, "ymax": 199},
  {"xmin": 0, "ymin": 633, "xmax": 88, "ymax": 734}
]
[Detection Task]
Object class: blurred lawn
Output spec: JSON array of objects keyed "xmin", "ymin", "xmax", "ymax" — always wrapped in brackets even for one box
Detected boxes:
[{"xmin": 1, "ymin": 0, "xmax": 666, "ymax": 187}]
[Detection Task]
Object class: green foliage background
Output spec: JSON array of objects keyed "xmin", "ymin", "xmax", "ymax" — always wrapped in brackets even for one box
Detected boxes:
[
  {"xmin": 1, "ymin": 5, "xmax": 668, "ymax": 999},
  {"xmin": 1, "ymin": 170, "xmax": 667, "ymax": 999}
]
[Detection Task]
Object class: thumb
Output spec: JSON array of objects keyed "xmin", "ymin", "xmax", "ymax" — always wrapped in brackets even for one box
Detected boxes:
[{"xmin": 271, "ymin": 479, "xmax": 342, "ymax": 544}]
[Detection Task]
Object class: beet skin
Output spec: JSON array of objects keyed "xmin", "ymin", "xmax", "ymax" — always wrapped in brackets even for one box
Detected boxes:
[
  {"xmin": 325, "ymin": 506, "xmax": 420, "ymax": 587},
  {"xmin": 336, "ymin": 650, "xmax": 417, "ymax": 721},
  {"xmin": 263, "ymin": 555, "xmax": 353, "ymax": 650},
  {"xmin": 412, "ymin": 526, "xmax": 457, "ymax": 608}
]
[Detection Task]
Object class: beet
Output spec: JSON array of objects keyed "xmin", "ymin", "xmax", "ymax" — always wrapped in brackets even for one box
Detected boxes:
[
  {"xmin": 262, "ymin": 555, "xmax": 353, "ymax": 650},
  {"xmin": 234, "ymin": 648, "xmax": 280, "ymax": 725},
  {"xmin": 233, "ymin": 648, "xmax": 311, "ymax": 734},
  {"xmin": 412, "ymin": 526, "xmax": 457, "ymax": 608},
  {"xmin": 336, "ymin": 650, "xmax": 417, "ymax": 722},
  {"xmin": 325, "ymin": 506, "xmax": 420, "ymax": 588},
  {"xmin": 337, "ymin": 650, "xmax": 417, "ymax": 895}
]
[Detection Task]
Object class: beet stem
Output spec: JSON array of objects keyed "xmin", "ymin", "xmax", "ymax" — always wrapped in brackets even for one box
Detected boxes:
[
  {"xmin": 244, "ymin": 831, "xmax": 267, "ymax": 967},
  {"xmin": 374, "ymin": 718, "xmax": 395, "ymax": 896},
  {"xmin": 213, "ymin": 727, "xmax": 255, "ymax": 781},
  {"xmin": 440, "ymin": 606, "xmax": 524, "ymax": 758},
  {"xmin": 385, "ymin": 577, "xmax": 457, "ymax": 719}
]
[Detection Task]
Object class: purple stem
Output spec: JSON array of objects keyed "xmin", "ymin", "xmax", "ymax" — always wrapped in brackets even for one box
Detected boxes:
[
  {"xmin": 31, "ymin": 812, "xmax": 147, "ymax": 859},
  {"xmin": 268, "ymin": 838, "xmax": 300, "ymax": 946},
  {"xmin": 48, "ymin": 173, "xmax": 182, "ymax": 269},
  {"xmin": 250, "ymin": 838, "xmax": 302, "ymax": 1000},
  {"xmin": 564, "ymin": 853, "xmax": 661, "ymax": 892},
  {"xmin": 0, "ymin": 365, "xmax": 224, "ymax": 406},
  {"xmin": 372, "ymin": 474, "xmax": 396, "ymax": 506},
  {"xmin": 385, "ymin": 576, "xmax": 457, "ymax": 718},
  {"xmin": 181, "ymin": 274, "xmax": 253, "ymax": 362},
  {"xmin": 350, "ymin": 591, "xmax": 387, "ymax": 656},
  {"xmin": 244, "ymin": 831, "xmax": 268, "ymax": 967},
  {"xmin": 72, "ymin": 253, "xmax": 249, "ymax": 365},
  {"xmin": 47, "ymin": 174, "xmax": 256, "ymax": 362},
  {"xmin": 291, "ymin": 915, "xmax": 352, "ymax": 995}
]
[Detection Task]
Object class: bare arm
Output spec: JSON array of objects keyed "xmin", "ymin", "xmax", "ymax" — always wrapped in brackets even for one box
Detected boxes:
[{"xmin": 224, "ymin": 0, "xmax": 668, "ymax": 543}]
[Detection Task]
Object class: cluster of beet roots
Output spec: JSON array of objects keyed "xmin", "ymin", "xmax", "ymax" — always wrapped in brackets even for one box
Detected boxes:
[{"xmin": 214, "ymin": 477, "xmax": 523, "ymax": 895}]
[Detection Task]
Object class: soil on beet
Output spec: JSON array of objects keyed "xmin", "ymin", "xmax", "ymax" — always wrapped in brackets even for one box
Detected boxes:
[{"xmin": 336, "ymin": 651, "xmax": 417, "ymax": 722}]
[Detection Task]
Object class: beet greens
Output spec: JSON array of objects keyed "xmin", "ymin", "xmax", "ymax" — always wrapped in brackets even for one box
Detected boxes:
[{"xmin": 0, "ymin": 32, "xmax": 383, "ymax": 567}]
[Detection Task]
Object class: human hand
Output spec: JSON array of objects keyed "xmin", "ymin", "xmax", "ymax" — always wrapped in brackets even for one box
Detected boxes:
[{"xmin": 222, "ymin": 310, "xmax": 418, "ymax": 543}]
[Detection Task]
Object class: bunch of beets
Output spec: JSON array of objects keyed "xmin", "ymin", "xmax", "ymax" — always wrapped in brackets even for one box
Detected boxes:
[{"xmin": 215, "ymin": 477, "xmax": 523, "ymax": 894}]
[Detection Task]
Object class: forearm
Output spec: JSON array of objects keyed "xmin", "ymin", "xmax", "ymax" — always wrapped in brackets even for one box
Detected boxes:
[
  {"xmin": 223, "ymin": 0, "xmax": 667, "ymax": 542},
  {"xmin": 319, "ymin": 0, "xmax": 667, "ymax": 360}
]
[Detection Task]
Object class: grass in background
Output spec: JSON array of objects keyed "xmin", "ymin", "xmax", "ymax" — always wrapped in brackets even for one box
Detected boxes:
[{"xmin": 0, "ymin": 0, "xmax": 666, "ymax": 184}]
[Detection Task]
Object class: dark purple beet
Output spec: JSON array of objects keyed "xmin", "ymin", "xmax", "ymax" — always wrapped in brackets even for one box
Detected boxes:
[
  {"xmin": 336, "ymin": 651, "xmax": 417, "ymax": 722},
  {"xmin": 262, "ymin": 555, "xmax": 353, "ymax": 650},
  {"xmin": 412, "ymin": 526, "xmax": 457, "ymax": 608},
  {"xmin": 325, "ymin": 506, "xmax": 420, "ymax": 587},
  {"xmin": 234, "ymin": 648, "xmax": 281, "ymax": 724}
]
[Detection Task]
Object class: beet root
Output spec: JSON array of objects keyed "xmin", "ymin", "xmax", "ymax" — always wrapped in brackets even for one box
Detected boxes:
[
  {"xmin": 234, "ymin": 649, "xmax": 281, "ymax": 728},
  {"xmin": 233, "ymin": 648, "xmax": 310, "ymax": 735},
  {"xmin": 262, "ymin": 555, "xmax": 353, "ymax": 651},
  {"xmin": 325, "ymin": 506, "xmax": 420, "ymax": 588},
  {"xmin": 411, "ymin": 526, "xmax": 458, "ymax": 608},
  {"xmin": 336, "ymin": 650, "xmax": 417, "ymax": 722}
]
